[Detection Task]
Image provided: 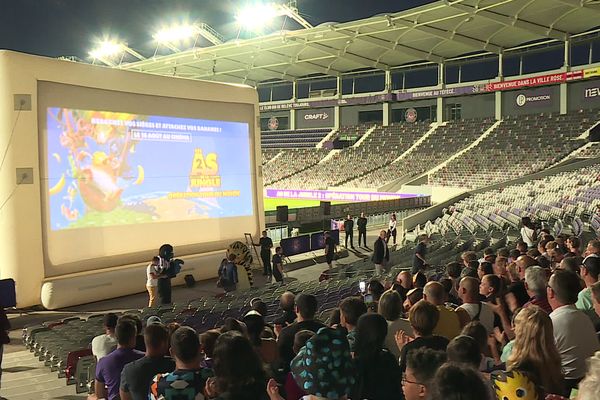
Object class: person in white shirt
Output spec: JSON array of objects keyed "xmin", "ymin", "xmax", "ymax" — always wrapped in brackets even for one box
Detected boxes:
[
  {"xmin": 387, "ymin": 213, "xmax": 398, "ymax": 245},
  {"xmin": 520, "ymin": 217, "xmax": 537, "ymax": 248},
  {"xmin": 91, "ymin": 313, "xmax": 118, "ymax": 360},
  {"xmin": 456, "ymin": 277, "xmax": 494, "ymax": 334},
  {"xmin": 547, "ymin": 269, "xmax": 599, "ymax": 392},
  {"xmin": 146, "ymin": 256, "xmax": 160, "ymax": 307}
]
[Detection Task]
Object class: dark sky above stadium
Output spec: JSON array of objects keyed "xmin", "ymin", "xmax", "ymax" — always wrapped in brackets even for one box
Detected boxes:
[{"xmin": 0, "ymin": 0, "xmax": 435, "ymax": 60}]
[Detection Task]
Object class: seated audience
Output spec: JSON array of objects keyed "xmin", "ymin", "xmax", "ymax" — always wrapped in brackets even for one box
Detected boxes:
[
  {"xmin": 506, "ymin": 305, "xmax": 565, "ymax": 396},
  {"xmin": 339, "ymin": 296, "xmax": 367, "ymax": 351},
  {"xmin": 445, "ymin": 262, "xmax": 462, "ymax": 301},
  {"xmin": 446, "ymin": 335, "xmax": 482, "ymax": 370},
  {"xmin": 243, "ymin": 312, "xmax": 278, "ymax": 365},
  {"xmin": 287, "ymin": 328, "xmax": 355, "ymax": 400},
  {"xmin": 96, "ymin": 318, "xmax": 144, "ymax": 400},
  {"xmin": 516, "ymin": 255, "xmax": 537, "ymax": 280},
  {"xmin": 461, "ymin": 260, "xmax": 479, "ymax": 279},
  {"xmin": 121, "ymin": 314, "xmax": 145, "ymax": 353},
  {"xmin": 392, "ymin": 271, "xmax": 413, "ymax": 303},
  {"xmin": 273, "ymin": 291, "xmax": 296, "ymax": 329},
  {"xmin": 479, "ymin": 274, "xmax": 503, "ymax": 303},
  {"xmin": 277, "ymin": 294, "xmax": 325, "ymax": 372},
  {"xmin": 503, "ymin": 282, "xmax": 530, "ymax": 316},
  {"xmin": 91, "ymin": 313, "xmax": 118, "ymax": 360},
  {"xmin": 477, "ymin": 262, "xmax": 494, "ymax": 280},
  {"xmin": 547, "ymin": 269, "xmax": 599, "ymax": 391},
  {"xmin": 352, "ymin": 313, "xmax": 402, "ymax": 400},
  {"xmin": 283, "ymin": 330, "xmax": 314, "ymax": 400},
  {"xmin": 565, "ymin": 236, "xmax": 581, "ymax": 258},
  {"xmin": 592, "ymin": 281, "xmax": 600, "ymax": 321},
  {"xmin": 457, "ymin": 277, "xmax": 495, "ymax": 333},
  {"xmin": 208, "ymin": 331, "xmax": 268, "ymax": 400},
  {"xmin": 559, "ymin": 256, "xmax": 582, "ymax": 274},
  {"xmin": 506, "ymin": 262, "xmax": 521, "ymax": 283},
  {"xmin": 221, "ymin": 317, "xmax": 246, "ymax": 335},
  {"xmin": 120, "ymin": 323, "xmax": 174, "ymax": 400},
  {"xmin": 378, "ymin": 289, "xmax": 412, "ymax": 358},
  {"xmin": 251, "ymin": 298, "xmax": 269, "ymax": 318},
  {"xmin": 199, "ymin": 329, "xmax": 220, "ymax": 369},
  {"xmin": 585, "ymin": 239, "xmax": 600, "ymax": 257},
  {"xmin": 577, "ymin": 350, "xmax": 600, "ymax": 400},
  {"xmin": 429, "ymin": 362, "xmax": 491, "ymax": 400},
  {"xmin": 402, "ymin": 348, "xmax": 447, "ymax": 400},
  {"xmin": 576, "ymin": 255, "xmax": 600, "ymax": 312},
  {"xmin": 413, "ymin": 271, "xmax": 427, "ymax": 289},
  {"xmin": 151, "ymin": 326, "xmax": 212, "ymax": 399},
  {"xmin": 523, "ymin": 266, "xmax": 552, "ymax": 313},
  {"xmin": 397, "ymin": 300, "xmax": 449, "ymax": 373},
  {"xmin": 439, "ymin": 278, "xmax": 461, "ymax": 306},
  {"xmin": 461, "ymin": 321, "xmax": 497, "ymax": 371},
  {"xmin": 367, "ymin": 279, "xmax": 385, "ymax": 304},
  {"xmin": 423, "ymin": 281, "xmax": 461, "ymax": 340}
]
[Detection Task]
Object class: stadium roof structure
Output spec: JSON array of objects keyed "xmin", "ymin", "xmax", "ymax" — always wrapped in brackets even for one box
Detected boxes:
[{"xmin": 120, "ymin": 0, "xmax": 600, "ymax": 86}]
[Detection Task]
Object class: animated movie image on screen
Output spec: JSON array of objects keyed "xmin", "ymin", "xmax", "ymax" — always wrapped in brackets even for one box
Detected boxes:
[{"xmin": 47, "ymin": 107, "xmax": 253, "ymax": 230}]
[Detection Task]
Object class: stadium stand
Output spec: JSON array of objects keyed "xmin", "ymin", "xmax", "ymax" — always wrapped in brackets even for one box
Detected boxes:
[
  {"xmin": 260, "ymin": 128, "xmax": 331, "ymax": 148},
  {"xmin": 262, "ymin": 148, "xmax": 330, "ymax": 186},
  {"xmin": 429, "ymin": 110, "xmax": 600, "ymax": 189},
  {"xmin": 271, "ymin": 121, "xmax": 431, "ymax": 189},
  {"xmin": 346, "ymin": 118, "xmax": 496, "ymax": 189},
  {"xmin": 568, "ymin": 141, "xmax": 600, "ymax": 159},
  {"xmin": 261, "ymin": 149, "xmax": 281, "ymax": 165},
  {"xmin": 449, "ymin": 163, "xmax": 600, "ymax": 234}
]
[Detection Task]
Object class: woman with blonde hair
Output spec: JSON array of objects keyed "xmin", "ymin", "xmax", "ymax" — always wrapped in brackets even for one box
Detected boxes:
[{"xmin": 506, "ymin": 305, "xmax": 564, "ymax": 396}]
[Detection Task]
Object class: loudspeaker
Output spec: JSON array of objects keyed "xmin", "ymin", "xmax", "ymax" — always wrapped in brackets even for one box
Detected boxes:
[
  {"xmin": 320, "ymin": 201, "xmax": 331, "ymax": 216},
  {"xmin": 184, "ymin": 274, "xmax": 195, "ymax": 288},
  {"xmin": 276, "ymin": 205, "xmax": 289, "ymax": 222}
]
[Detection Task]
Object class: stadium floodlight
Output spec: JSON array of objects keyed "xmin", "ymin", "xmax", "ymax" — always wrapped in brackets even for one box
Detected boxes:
[
  {"xmin": 153, "ymin": 24, "xmax": 198, "ymax": 44},
  {"xmin": 235, "ymin": 3, "xmax": 281, "ymax": 32},
  {"xmin": 234, "ymin": 2, "xmax": 313, "ymax": 33},
  {"xmin": 89, "ymin": 38, "xmax": 146, "ymax": 66},
  {"xmin": 89, "ymin": 40, "xmax": 123, "ymax": 60}
]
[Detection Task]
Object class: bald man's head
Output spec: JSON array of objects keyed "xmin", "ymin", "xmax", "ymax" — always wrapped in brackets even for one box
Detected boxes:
[
  {"xmin": 280, "ymin": 291, "xmax": 295, "ymax": 311},
  {"xmin": 399, "ymin": 271, "xmax": 412, "ymax": 289},
  {"xmin": 423, "ymin": 281, "xmax": 445, "ymax": 305},
  {"xmin": 459, "ymin": 277, "xmax": 480, "ymax": 302},
  {"xmin": 516, "ymin": 255, "xmax": 537, "ymax": 279}
]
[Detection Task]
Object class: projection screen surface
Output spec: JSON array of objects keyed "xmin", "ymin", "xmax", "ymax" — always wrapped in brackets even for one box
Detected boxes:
[{"xmin": 38, "ymin": 82, "xmax": 258, "ymax": 271}]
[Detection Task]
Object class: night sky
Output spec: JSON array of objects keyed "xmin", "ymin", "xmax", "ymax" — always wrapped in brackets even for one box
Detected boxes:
[{"xmin": 0, "ymin": 0, "xmax": 435, "ymax": 59}]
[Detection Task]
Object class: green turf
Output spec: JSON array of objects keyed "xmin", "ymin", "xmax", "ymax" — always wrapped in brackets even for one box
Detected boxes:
[{"xmin": 263, "ymin": 197, "xmax": 348, "ymax": 211}]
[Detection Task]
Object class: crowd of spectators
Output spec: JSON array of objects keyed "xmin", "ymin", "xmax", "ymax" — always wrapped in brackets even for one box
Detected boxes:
[{"xmin": 81, "ymin": 231, "xmax": 600, "ymax": 400}]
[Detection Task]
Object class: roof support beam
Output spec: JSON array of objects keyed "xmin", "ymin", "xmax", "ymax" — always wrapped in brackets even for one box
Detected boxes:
[
  {"xmin": 293, "ymin": 39, "xmax": 390, "ymax": 70},
  {"xmin": 447, "ymin": 2, "xmax": 568, "ymax": 41},
  {"xmin": 263, "ymin": 50, "xmax": 342, "ymax": 76},
  {"xmin": 393, "ymin": 18, "xmax": 502, "ymax": 54},
  {"xmin": 335, "ymin": 28, "xmax": 444, "ymax": 63},
  {"xmin": 554, "ymin": 0, "xmax": 597, "ymax": 9}
]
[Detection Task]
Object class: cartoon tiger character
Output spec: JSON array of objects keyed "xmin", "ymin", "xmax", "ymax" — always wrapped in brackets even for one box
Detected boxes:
[
  {"xmin": 491, "ymin": 370, "xmax": 542, "ymax": 400},
  {"xmin": 226, "ymin": 241, "xmax": 254, "ymax": 289}
]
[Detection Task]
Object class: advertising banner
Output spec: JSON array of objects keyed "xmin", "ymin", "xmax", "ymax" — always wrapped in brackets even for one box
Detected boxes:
[
  {"xmin": 265, "ymin": 188, "xmax": 417, "ymax": 202},
  {"xmin": 581, "ymin": 79, "xmax": 600, "ymax": 103},
  {"xmin": 396, "ymin": 85, "xmax": 485, "ymax": 100},
  {"xmin": 512, "ymin": 87, "xmax": 554, "ymax": 108},
  {"xmin": 259, "ymin": 94, "xmax": 394, "ymax": 112},
  {"xmin": 584, "ymin": 67, "xmax": 600, "ymax": 79},
  {"xmin": 485, "ymin": 72, "xmax": 566, "ymax": 91},
  {"xmin": 295, "ymin": 107, "xmax": 335, "ymax": 129}
]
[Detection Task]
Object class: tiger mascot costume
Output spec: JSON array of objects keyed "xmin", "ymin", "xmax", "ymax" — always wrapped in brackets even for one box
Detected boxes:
[{"xmin": 226, "ymin": 241, "xmax": 254, "ymax": 290}]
